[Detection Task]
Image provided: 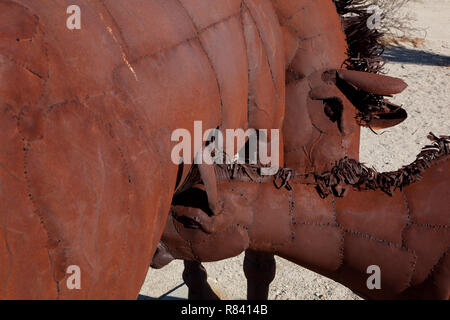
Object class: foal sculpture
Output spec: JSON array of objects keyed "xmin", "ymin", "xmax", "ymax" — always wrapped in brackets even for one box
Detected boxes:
[{"xmin": 153, "ymin": 134, "xmax": 450, "ymax": 300}]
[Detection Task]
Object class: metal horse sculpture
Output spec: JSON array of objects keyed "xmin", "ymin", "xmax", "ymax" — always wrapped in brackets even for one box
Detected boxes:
[
  {"xmin": 153, "ymin": 135, "xmax": 450, "ymax": 300},
  {"xmin": 0, "ymin": 0, "xmax": 288, "ymax": 299},
  {"xmin": 0, "ymin": 0, "xmax": 443, "ymax": 300},
  {"xmin": 151, "ymin": 0, "xmax": 449, "ymax": 300}
]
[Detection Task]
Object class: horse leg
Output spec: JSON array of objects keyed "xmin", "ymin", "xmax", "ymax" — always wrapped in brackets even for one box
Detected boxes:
[
  {"xmin": 183, "ymin": 260, "xmax": 220, "ymax": 300},
  {"xmin": 244, "ymin": 250, "xmax": 276, "ymax": 300}
]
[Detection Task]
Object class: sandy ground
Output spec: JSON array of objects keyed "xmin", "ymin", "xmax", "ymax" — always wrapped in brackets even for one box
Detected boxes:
[{"xmin": 139, "ymin": 0, "xmax": 450, "ymax": 300}]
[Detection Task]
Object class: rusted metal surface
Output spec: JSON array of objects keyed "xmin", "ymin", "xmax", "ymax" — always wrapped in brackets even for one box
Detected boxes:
[
  {"xmin": 153, "ymin": 0, "xmax": 448, "ymax": 301},
  {"xmin": 0, "ymin": 0, "xmax": 445, "ymax": 300},
  {"xmin": 154, "ymin": 135, "xmax": 450, "ymax": 299},
  {"xmin": 0, "ymin": 0, "xmax": 286, "ymax": 299}
]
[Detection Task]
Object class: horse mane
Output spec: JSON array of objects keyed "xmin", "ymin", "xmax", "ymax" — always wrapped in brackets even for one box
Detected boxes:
[
  {"xmin": 333, "ymin": 0, "xmax": 391, "ymax": 125},
  {"xmin": 334, "ymin": 0, "xmax": 385, "ymax": 74},
  {"xmin": 312, "ymin": 133, "xmax": 450, "ymax": 198},
  {"xmin": 213, "ymin": 133, "xmax": 450, "ymax": 198}
]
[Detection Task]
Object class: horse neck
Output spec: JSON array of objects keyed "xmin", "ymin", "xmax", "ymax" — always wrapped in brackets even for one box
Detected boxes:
[{"xmin": 248, "ymin": 153, "xmax": 450, "ymax": 299}]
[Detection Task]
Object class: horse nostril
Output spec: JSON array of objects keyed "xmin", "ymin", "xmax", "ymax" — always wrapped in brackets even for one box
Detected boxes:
[{"xmin": 323, "ymin": 98, "xmax": 344, "ymax": 131}]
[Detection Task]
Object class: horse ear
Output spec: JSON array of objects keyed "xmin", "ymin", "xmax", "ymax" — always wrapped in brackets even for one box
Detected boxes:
[
  {"xmin": 363, "ymin": 100, "xmax": 408, "ymax": 130},
  {"xmin": 337, "ymin": 69, "xmax": 408, "ymax": 95}
]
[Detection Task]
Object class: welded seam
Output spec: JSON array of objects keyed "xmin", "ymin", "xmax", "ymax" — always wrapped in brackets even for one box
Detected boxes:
[
  {"xmin": 404, "ymin": 250, "xmax": 418, "ymax": 291},
  {"xmin": 0, "ymin": 53, "xmax": 43, "ymax": 79},
  {"xmin": 330, "ymin": 195, "xmax": 338, "ymax": 224},
  {"xmin": 242, "ymin": 0, "xmax": 279, "ymax": 98},
  {"xmin": 283, "ymin": 5, "xmax": 307, "ymax": 22},
  {"xmin": 330, "ymin": 195, "xmax": 346, "ymax": 270},
  {"xmin": 239, "ymin": 1, "xmax": 251, "ymax": 127},
  {"xmin": 288, "ymin": 190, "xmax": 296, "ymax": 241},
  {"xmin": 37, "ymin": 33, "xmax": 50, "ymax": 105},
  {"xmin": 402, "ymin": 223, "xmax": 449, "ymax": 289},
  {"xmin": 344, "ymin": 227, "xmax": 417, "ymax": 291},
  {"xmin": 108, "ymin": 9, "xmax": 239, "ymax": 155},
  {"xmin": 292, "ymin": 221, "xmax": 339, "ymax": 227},
  {"xmin": 344, "ymin": 228, "xmax": 411, "ymax": 251},
  {"xmin": 21, "ymin": 137, "xmax": 61, "ymax": 298},
  {"xmin": 400, "ymin": 190, "xmax": 412, "ymax": 249},
  {"xmin": 420, "ymin": 247, "xmax": 449, "ymax": 288},
  {"xmin": 126, "ymin": 13, "xmax": 240, "ymax": 66},
  {"xmin": 412, "ymin": 223, "xmax": 450, "ymax": 230},
  {"xmin": 175, "ymin": 0, "xmax": 225, "ymax": 126},
  {"xmin": 18, "ymin": 100, "xmax": 62, "ymax": 298},
  {"xmin": 402, "ymin": 246, "xmax": 450, "ymax": 295}
]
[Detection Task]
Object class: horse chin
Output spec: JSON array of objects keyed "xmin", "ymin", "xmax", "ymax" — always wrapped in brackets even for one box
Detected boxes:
[{"xmin": 150, "ymin": 242, "xmax": 175, "ymax": 269}]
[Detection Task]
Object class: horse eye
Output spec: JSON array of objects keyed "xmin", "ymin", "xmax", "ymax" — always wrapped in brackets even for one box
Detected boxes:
[{"xmin": 323, "ymin": 98, "xmax": 344, "ymax": 133}]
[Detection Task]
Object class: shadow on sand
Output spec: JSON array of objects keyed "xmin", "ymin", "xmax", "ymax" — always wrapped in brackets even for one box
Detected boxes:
[
  {"xmin": 383, "ymin": 46, "xmax": 450, "ymax": 66},
  {"xmin": 138, "ymin": 282, "xmax": 187, "ymax": 300}
]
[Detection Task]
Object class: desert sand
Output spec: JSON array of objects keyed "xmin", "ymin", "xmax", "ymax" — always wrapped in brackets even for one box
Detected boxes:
[{"xmin": 139, "ymin": 0, "xmax": 449, "ymax": 300}]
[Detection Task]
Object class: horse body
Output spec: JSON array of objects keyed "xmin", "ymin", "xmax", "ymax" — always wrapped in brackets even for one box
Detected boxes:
[
  {"xmin": 155, "ymin": 143, "xmax": 450, "ymax": 299},
  {"xmin": 0, "ymin": 0, "xmax": 285, "ymax": 299},
  {"xmin": 0, "ymin": 0, "xmax": 425, "ymax": 300},
  {"xmin": 274, "ymin": 0, "xmax": 361, "ymax": 171},
  {"xmin": 152, "ymin": 0, "xmax": 421, "ymax": 300}
]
